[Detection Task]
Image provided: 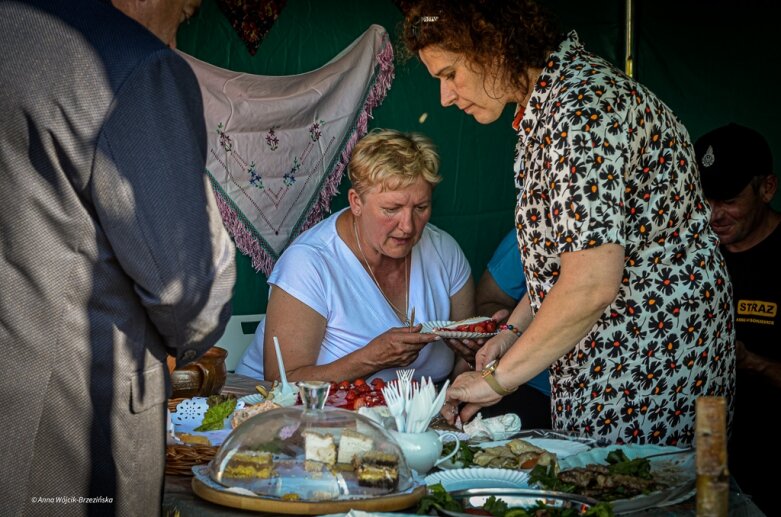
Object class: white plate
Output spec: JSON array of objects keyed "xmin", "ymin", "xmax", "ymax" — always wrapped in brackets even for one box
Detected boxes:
[
  {"xmin": 557, "ymin": 444, "xmax": 696, "ymax": 514},
  {"xmin": 425, "ymin": 468, "xmax": 530, "ymax": 491},
  {"xmin": 238, "ymin": 393, "xmax": 265, "ymax": 405},
  {"xmin": 421, "ymin": 318, "xmax": 498, "ymax": 339},
  {"xmin": 435, "ymin": 430, "xmax": 470, "ymax": 443}
]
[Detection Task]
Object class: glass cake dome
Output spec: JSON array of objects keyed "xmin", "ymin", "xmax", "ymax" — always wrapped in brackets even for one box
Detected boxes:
[{"xmin": 208, "ymin": 380, "xmax": 413, "ymax": 501}]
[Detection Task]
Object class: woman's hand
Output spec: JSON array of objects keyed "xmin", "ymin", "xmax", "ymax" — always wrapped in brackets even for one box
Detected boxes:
[
  {"xmin": 444, "ymin": 310, "xmax": 511, "ymax": 367},
  {"xmin": 442, "ymin": 370, "xmax": 503, "ymax": 424},
  {"xmin": 444, "ymin": 337, "xmax": 484, "ymax": 367},
  {"xmin": 475, "ymin": 330, "xmax": 516, "ymax": 371},
  {"xmin": 365, "ymin": 324, "xmax": 439, "ymax": 369}
]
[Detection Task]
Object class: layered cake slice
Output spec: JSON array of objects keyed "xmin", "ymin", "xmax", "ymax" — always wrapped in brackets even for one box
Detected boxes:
[
  {"xmin": 223, "ymin": 450, "xmax": 275, "ymax": 479},
  {"xmin": 337, "ymin": 429, "xmax": 374, "ymax": 464},
  {"xmin": 352, "ymin": 451, "xmax": 399, "ymax": 490}
]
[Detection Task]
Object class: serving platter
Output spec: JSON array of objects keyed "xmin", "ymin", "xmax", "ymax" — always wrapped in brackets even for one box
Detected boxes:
[
  {"xmin": 421, "ymin": 318, "xmax": 499, "ymax": 339},
  {"xmin": 437, "ymin": 429, "xmax": 597, "ymax": 469},
  {"xmin": 558, "ymin": 444, "xmax": 696, "ymax": 514},
  {"xmin": 191, "ymin": 464, "xmax": 426, "ymax": 515}
]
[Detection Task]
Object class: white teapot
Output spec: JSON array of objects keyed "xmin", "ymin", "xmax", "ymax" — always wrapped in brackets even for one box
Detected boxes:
[{"xmin": 389, "ymin": 429, "xmax": 460, "ymax": 474}]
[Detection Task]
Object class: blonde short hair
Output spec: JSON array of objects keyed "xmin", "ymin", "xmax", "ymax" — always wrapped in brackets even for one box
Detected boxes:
[{"xmin": 348, "ymin": 129, "xmax": 442, "ymax": 197}]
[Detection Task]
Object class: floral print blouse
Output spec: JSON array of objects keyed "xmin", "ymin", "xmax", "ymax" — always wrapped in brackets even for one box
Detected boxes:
[{"xmin": 513, "ymin": 32, "xmax": 734, "ymax": 446}]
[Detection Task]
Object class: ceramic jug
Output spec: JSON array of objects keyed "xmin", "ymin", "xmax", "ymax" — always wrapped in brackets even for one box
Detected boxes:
[
  {"xmin": 389, "ymin": 429, "xmax": 460, "ymax": 474},
  {"xmin": 167, "ymin": 346, "xmax": 228, "ymax": 398}
]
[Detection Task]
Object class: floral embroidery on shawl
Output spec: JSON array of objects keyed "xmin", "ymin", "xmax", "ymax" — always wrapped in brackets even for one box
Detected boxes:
[{"xmin": 178, "ymin": 25, "xmax": 394, "ymax": 275}]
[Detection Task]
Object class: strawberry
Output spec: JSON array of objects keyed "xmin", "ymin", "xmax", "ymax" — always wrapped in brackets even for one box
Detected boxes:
[{"xmin": 370, "ymin": 378, "xmax": 386, "ymax": 390}]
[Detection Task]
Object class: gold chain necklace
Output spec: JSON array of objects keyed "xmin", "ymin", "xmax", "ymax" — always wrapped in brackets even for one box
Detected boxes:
[{"xmin": 353, "ymin": 217, "xmax": 409, "ymax": 325}]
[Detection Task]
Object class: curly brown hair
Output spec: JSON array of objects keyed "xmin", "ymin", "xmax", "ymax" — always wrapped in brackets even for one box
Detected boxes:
[{"xmin": 400, "ymin": 0, "xmax": 563, "ymax": 97}]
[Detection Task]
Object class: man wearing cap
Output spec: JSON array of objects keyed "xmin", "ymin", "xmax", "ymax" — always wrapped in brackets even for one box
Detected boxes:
[{"xmin": 695, "ymin": 123, "xmax": 781, "ymax": 513}]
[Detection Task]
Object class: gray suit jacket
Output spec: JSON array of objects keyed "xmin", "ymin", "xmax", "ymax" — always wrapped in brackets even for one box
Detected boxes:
[{"xmin": 0, "ymin": 1, "xmax": 236, "ymax": 515}]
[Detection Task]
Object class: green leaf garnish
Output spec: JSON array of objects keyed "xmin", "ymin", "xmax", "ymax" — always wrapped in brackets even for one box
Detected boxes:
[{"xmin": 194, "ymin": 398, "xmax": 237, "ymax": 431}]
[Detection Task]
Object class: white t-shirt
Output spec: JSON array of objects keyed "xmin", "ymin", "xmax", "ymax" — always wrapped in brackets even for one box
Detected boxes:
[{"xmin": 236, "ymin": 209, "xmax": 471, "ymax": 382}]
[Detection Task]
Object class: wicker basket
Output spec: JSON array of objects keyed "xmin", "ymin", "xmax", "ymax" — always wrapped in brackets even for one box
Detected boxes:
[
  {"xmin": 166, "ymin": 397, "xmax": 218, "ymax": 476},
  {"xmin": 165, "ymin": 443, "xmax": 218, "ymax": 476},
  {"xmin": 168, "ymin": 397, "xmax": 186, "ymax": 412}
]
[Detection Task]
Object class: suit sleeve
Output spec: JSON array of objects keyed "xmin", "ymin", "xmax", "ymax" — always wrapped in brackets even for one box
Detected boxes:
[{"xmin": 92, "ymin": 49, "xmax": 235, "ymax": 364}]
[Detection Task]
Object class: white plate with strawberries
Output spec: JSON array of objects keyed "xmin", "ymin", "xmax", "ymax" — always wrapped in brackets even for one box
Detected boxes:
[{"xmin": 421, "ymin": 317, "xmax": 499, "ymax": 339}]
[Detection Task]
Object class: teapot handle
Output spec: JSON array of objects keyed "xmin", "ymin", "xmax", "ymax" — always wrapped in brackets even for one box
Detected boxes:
[{"xmin": 434, "ymin": 432, "xmax": 461, "ymax": 466}]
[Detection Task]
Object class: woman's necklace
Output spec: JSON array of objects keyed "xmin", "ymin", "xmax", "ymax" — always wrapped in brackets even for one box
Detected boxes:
[{"xmin": 353, "ymin": 217, "xmax": 409, "ymax": 325}]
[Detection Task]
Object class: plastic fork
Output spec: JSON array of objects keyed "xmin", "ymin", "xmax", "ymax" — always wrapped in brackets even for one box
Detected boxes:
[
  {"xmin": 382, "ymin": 383, "xmax": 406, "ymax": 432},
  {"xmin": 396, "ymin": 368, "xmax": 415, "ymax": 415},
  {"xmin": 407, "ymin": 386, "xmax": 433, "ymax": 432},
  {"xmin": 429, "ymin": 379, "xmax": 450, "ymax": 422}
]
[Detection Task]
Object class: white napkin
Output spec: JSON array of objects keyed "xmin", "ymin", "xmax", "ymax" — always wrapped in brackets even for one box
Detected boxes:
[
  {"xmin": 463, "ymin": 412, "xmax": 522, "ymax": 441},
  {"xmin": 166, "ymin": 409, "xmax": 180, "ymax": 445}
]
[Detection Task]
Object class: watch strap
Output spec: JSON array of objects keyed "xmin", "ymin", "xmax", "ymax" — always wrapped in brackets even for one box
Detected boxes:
[{"xmin": 482, "ymin": 364, "xmax": 518, "ymax": 396}]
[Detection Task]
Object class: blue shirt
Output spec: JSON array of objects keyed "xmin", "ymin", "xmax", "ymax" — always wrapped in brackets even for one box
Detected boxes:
[{"xmin": 487, "ymin": 230, "xmax": 550, "ymax": 396}]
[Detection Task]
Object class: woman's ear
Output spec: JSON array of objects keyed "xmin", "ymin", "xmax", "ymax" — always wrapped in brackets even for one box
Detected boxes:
[{"xmin": 348, "ymin": 188, "xmax": 362, "ymax": 216}]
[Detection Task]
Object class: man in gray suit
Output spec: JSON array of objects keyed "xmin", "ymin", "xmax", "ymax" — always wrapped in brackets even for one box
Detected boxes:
[{"xmin": 0, "ymin": 0, "xmax": 235, "ymax": 515}]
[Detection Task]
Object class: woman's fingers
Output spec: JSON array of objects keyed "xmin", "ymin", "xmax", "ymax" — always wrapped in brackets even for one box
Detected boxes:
[
  {"xmin": 491, "ymin": 308, "xmax": 510, "ymax": 323},
  {"xmin": 459, "ymin": 402, "xmax": 483, "ymax": 423},
  {"xmin": 444, "ymin": 338, "xmax": 477, "ymax": 360}
]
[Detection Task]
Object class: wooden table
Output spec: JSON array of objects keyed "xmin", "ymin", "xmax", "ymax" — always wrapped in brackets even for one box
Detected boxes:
[{"xmin": 162, "ymin": 374, "xmax": 767, "ymax": 516}]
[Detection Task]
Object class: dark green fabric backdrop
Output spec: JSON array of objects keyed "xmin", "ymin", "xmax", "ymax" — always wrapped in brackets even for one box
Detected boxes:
[{"xmin": 177, "ymin": 0, "xmax": 780, "ymax": 316}]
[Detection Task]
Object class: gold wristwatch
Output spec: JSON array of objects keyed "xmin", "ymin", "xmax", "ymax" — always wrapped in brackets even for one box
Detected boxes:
[{"xmin": 481, "ymin": 359, "xmax": 518, "ymax": 396}]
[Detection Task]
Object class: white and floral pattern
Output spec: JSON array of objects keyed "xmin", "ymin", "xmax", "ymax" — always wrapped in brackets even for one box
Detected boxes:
[{"xmin": 512, "ymin": 32, "xmax": 734, "ymax": 447}]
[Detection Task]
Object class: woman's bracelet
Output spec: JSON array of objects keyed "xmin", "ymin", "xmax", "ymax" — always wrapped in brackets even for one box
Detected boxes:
[{"xmin": 499, "ymin": 323, "xmax": 522, "ymax": 337}]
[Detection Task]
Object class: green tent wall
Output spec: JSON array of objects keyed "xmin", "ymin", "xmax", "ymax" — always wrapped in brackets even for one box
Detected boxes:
[{"xmin": 177, "ymin": 0, "xmax": 780, "ymax": 316}]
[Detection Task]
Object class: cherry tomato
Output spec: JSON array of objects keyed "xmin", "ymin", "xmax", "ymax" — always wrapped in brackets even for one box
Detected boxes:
[
  {"xmin": 338, "ymin": 380, "xmax": 350, "ymax": 390},
  {"xmin": 353, "ymin": 378, "xmax": 366, "ymax": 387},
  {"xmin": 485, "ymin": 320, "xmax": 497, "ymax": 332},
  {"xmin": 520, "ymin": 456, "xmax": 540, "ymax": 469},
  {"xmin": 474, "ymin": 324, "xmax": 486, "ymax": 333},
  {"xmin": 345, "ymin": 390, "xmax": 357, "ymax": 401},
  {"xmin": 371, "ymin": 378, "xmax": 386, "ymax": 390}
]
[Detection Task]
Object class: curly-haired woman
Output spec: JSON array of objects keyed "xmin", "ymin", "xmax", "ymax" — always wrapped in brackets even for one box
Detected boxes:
[{"xmin": 402, "ymin": 0, "xmax": 734, "ymax": 446}]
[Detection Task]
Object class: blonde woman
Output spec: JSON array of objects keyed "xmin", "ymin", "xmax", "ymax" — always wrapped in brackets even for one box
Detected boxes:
[{"xmin": 237, "ymin": 129, "xmax": 481, "ymax": 383}]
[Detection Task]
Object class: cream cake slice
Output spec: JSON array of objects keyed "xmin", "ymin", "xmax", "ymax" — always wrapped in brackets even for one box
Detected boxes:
[
  {"xmin": 303, "ymin": 430, "xmax": 336, "ymax": 465},
  {"xmin": 337, "ymin": 429, "xmax": 374, "ymax": 464}
]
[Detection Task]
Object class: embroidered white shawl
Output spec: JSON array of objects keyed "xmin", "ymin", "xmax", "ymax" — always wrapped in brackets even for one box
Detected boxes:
[{"xmin": 178, "ymin": 25, "xmax": 394, "ymax": 275}]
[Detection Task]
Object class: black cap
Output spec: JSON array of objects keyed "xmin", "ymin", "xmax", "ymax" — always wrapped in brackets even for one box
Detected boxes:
[{"xmin": 694, "ymin": 123, "xmax": 773, "ymax": 201}]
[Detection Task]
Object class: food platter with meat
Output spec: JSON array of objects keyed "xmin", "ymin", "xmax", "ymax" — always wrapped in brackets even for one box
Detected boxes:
[{"xmin": 533, "ymin": 444, "xmax": 696, "ymax": 513}]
